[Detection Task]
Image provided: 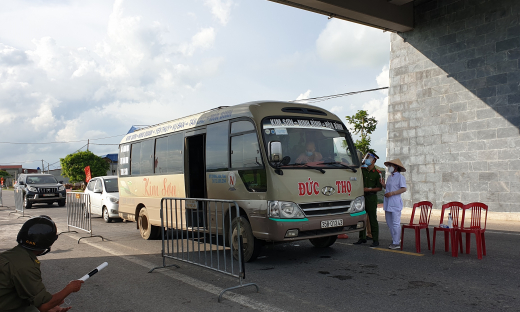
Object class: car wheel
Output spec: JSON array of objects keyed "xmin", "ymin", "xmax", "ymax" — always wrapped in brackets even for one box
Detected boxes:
[
  {"xmin": 138, "ymin": 207, "xmax": 159, "ymax": 240},
  {"xmin": 58, "ymin": 200, "xmax": 66, "ymax": 207},
  {"xmin": 23, "ymin": 195, "xmax": 32, "ymax": 209},
  {"xmin": 103, "ymin": 207, "xmax": 112, "ymax": 223},
  {"xmin": 231, "ymin": 216, "xmax": 262, "ymax": 263},
  {"xmin": 309, "ymin": 235, "xmax": 338, "ymax": 248}
]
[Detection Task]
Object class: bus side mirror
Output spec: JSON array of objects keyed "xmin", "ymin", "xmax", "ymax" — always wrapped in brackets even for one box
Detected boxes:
[{"xmin": 269, "ymin": 141, "xmax": 282, "ymax": 163}]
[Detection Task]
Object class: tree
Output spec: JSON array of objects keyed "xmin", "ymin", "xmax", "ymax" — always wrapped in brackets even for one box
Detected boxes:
[
  {"xmin": 344, "ymin": 110, "xmax": 378, "ymax": 156},
  {"xmin": 60, "ymin": 151, "xmax": 109, "ymax": 183},
  {"xmin": 0, "ymin": 170, "xmax": 11, "ymax": 178}
]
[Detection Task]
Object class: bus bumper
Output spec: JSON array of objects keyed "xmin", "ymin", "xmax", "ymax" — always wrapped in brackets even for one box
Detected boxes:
[{"xmin": 251, "ymin": 211, "xmax": 366, "ymax": 242}]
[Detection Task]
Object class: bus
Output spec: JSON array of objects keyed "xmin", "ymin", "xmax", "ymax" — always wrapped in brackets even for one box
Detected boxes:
[{"xmin": 117, "ymin": 101, "xmax": 366, "ymax": 261}]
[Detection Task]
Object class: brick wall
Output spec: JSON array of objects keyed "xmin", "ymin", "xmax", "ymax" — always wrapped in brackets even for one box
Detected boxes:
[{"xmin": 388, "ymin": 0, "xmax": 520, "ymax": 212}]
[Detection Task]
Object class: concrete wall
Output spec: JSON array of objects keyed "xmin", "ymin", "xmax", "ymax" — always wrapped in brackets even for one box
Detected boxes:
[{"xmin": 387, "ymin": 0, "xmax": 520, "ymax": 211}]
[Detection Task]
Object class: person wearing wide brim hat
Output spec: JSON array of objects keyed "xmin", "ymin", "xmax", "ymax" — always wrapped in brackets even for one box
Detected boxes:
[{"xmin": 380, "ymin": 158, "xmax": 407, "ymax": 250}]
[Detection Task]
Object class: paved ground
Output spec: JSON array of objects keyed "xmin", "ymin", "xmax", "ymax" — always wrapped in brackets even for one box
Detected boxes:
[{"xmin": 1, "ymin": 190, "xmax": 520, "ymax": 311}]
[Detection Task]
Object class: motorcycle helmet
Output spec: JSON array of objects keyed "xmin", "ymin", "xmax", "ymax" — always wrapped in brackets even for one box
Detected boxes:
[{"xmin": 17, "ymin": 215, "xmax": 58, "ymax": 255}]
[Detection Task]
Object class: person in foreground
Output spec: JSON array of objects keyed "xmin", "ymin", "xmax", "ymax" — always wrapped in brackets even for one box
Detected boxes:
[
  {"xmin": 0, "ymin": 216, "xmax": 83, "ymax": 312},
  {"xmin": 354, "ymin": 152, "xmax": 382, "ymax": 248},
  {"xmin": 381, "ymin": 159, "xmax": 407, "ymax": 250}
]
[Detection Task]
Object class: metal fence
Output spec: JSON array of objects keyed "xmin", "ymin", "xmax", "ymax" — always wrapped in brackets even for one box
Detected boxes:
[
  {"xmin": 9, "ymin": 189, "xmax": 29, "ymax": 218},
  {"xmin": 0, "ymin": 187, "xmax": 3, "ymax": 207},
  {"xmin": 149, "ymin": 198, "xmax": 259, "ymax": 302},
  {"xmin": 63, "ymin": 192, "xmax": 104, "ymax": 243}
]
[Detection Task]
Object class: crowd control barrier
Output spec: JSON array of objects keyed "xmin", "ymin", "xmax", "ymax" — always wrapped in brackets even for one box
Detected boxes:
[
  {"xmin": 63, "ymin": 192, "xmax": 104, "ymax": 243},
  {"xmin": 0, "ymin": 187, "xmax": 3, "ymax": 207},
  {"xmin": 149, "ymin": 198, "xmax": 259, "ymax": 302},
  {"xmin": 9, "ymin": 189, "xmax": 29, "ymax": 218}
]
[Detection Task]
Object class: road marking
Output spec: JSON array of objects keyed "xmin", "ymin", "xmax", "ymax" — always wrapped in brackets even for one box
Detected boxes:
[
  {"xmin": 371, "ymin": 247, "xmax": 424, "ymax": 256},
  {"xmin": 64, "ymin": 233, "xmax": 286, "ymax": 312}
]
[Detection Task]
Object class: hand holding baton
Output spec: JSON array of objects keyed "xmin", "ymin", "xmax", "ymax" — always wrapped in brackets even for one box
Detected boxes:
[{"xmin": 79, "ymin": 262, "xmax": 108, "ymax": 282}]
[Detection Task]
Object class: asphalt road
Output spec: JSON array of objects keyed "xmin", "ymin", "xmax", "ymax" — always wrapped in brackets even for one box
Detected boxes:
[{"xmin": 1, "ymin": 190, "xmax": 519, "ymax": 312}]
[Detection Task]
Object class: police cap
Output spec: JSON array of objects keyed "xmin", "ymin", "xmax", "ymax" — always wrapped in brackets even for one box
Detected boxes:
[{"xmin": 17, "ymin": 215, "xmax": 58, "ymax": 253}]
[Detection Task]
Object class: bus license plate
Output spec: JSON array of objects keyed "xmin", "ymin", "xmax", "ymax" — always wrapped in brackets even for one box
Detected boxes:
[{"xmin": 321, "ymin": 219, "xmax": 343, "ymax": 228}]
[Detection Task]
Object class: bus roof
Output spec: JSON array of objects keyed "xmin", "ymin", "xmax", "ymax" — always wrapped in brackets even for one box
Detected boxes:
[{"xmin": 119, "ymin": 101, "xmax": 342, "ymax": 145}]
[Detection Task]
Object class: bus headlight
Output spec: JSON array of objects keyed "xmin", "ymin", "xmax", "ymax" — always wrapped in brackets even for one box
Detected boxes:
[
  {"xmin": 350, "ymin": 196, "xmax": 365, "ymax": 213},
  {"xmin": 268, "ymin": 201, "xmax": 305, "ymax": 219}
]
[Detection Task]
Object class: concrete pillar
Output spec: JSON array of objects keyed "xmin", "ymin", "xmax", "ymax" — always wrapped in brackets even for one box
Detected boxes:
[{"xmin": 387, "ymin": 0, "xmax": 520, "ymax": 212}]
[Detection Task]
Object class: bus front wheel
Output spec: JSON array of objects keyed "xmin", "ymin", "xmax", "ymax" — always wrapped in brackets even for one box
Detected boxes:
[
  {"xmin": 138, "ymin": 207, "xmax": 159, "ymax": 240},
  {"xmin": 309, "ymin": 235, "xmax": 337, "ymax": 248},
  {"xmin": 232, "ymin": 216, "xmax": 262, "ymax": 263}
]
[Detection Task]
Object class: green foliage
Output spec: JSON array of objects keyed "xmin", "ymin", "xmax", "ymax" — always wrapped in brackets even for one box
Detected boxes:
[
  {"xmin": 0, "ymin": 170, "xmax": 11, "ymax": 178},
  {"xmin": 344, "ymin": 110, "xmax": 378, "ymax": 156},
  {"xmin": 60, "ymin": 151, "xmax": 109, "ymax": 183}
]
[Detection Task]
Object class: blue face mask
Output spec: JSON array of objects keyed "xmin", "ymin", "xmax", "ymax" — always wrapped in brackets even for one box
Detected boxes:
[
  {"xmin": 365, "ymin": 159, "xmax": 372, "ymax": 166},
  {"xmin": 306, "ymin": 151, "xmax": 313, "ymax": 157}
]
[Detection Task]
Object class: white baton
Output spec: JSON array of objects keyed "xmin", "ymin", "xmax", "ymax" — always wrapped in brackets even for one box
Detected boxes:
[{"xmin": 79, "ymin": 262, "xmax": 108, "ymax": 282}]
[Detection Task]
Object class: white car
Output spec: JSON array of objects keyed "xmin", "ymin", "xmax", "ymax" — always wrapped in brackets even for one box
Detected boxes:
[{"xmin": 85, "ymin": 176, "xmax": 120, "ymax": 223}]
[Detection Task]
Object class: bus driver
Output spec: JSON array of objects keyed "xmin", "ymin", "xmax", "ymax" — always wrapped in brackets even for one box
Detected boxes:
[{"xmin": 296, "ymin": 142, "xmax": 323, "ymax": 164}]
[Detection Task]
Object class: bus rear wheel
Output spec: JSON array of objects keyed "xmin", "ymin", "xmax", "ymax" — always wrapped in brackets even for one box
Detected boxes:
[
  {"xmin": 138, "ymin": 207, "xmax": 159, "ymax": 240},
  {"xmin": 309, "ymin": 235, "xmax": 337, "ymax": 248},
  {"xmin": 232, "ymin": 216, "xmax": 262, "ymax": 263}
]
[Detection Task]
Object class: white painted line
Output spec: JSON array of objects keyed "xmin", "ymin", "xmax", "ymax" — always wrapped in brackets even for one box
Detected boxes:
[{"xmin": 66, "ymin": 234, "xmax": 286, "ymax": 312}]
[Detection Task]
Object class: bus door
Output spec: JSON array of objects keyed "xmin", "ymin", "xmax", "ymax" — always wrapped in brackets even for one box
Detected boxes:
[{"xmin": 184, "ymin": 129, "xmax": 206, "ymax": 228}]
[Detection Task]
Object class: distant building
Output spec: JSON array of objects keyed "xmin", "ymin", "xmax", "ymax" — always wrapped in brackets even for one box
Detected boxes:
[
  {"xmin": 0, "ymin": 165, "xmax": 37, "ymax": 186},
  {"xmin": 100, "ymin": 154, "xmax": 118, "ymax": 176}
]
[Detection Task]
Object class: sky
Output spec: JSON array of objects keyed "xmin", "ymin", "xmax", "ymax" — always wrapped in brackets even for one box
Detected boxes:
[{"xmin": 0, "ymin": 0, "xmax": 390, "ymax": 171}]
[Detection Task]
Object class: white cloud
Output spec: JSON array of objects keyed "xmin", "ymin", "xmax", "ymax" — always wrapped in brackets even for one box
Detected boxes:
[
  {"xmin": 179, "ymin": 28, "xmax": 216, "ymax": 57},
  {"xmin": 376, "ymin": 65, "xmax": 389, "ymax": 94},
  {"xmin": 205, "ymin": 0, "xmax": 233, "ymax": 25},
  {"xmin": 295, "ymin": 90, "xmax": 311, "ymax": 102},
  {"xmin": 362, "ymin": 97, "xmax": 388, "ymax": 125},
  {"xmin": 316, "ymin": 19, "xmax": 390, "ymax": 68},
  {"xmin": 330, "ymin": 106, "xmax": 343, "ymax": 113}
]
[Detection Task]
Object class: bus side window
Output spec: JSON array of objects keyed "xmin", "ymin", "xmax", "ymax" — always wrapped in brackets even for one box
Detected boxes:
[
  {"xmin": 140, "ymin": 139, "xmax": 154, "ymax": 175},
  {"xmin": 206, "ymin": 121, "xmax": 229, "ymax": 171},
  {"xmin": 131, "ymin": 142, "xmax": 141, "ymax": 175},
  {"xmin": 231, "ymin": 133, "xmax": 263, "ymax": 169},
  {"xmin": 155, "ymin": 133, "xmax": 184, "ymax": 174}
]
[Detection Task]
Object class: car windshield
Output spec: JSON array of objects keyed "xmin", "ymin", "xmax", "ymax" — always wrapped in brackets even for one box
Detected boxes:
[
  {"xmin": 104, "ymin": 178, "xmax": 119, "ymax": 193},
  {"xmin": 262, "ymin": 117, "xmax": 359, "ymax": 168},
  {"xmin": 26, "ymin": 176, "xmax": 58, "ymax": 184}
]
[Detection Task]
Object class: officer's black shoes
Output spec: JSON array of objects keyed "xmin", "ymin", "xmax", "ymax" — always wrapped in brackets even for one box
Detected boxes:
[
  {"xmin": 369, "ymin": 241, "xmax": 380, "ymax": 248},
  {"xmin": 366, "ymin": 236, "xmax": 373, "ymax": 241},
  {"xmin": 353, "ymin": 239, "xmax": 367, "ymax": 245}
]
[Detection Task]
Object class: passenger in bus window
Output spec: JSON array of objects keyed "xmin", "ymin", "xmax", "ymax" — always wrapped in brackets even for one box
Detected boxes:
[{"xmin": 295, "ymin": 142, "xmax": 323, "ymax": 163}]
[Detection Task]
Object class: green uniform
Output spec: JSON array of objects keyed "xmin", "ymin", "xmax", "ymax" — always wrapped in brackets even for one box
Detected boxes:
[
  {"xmin": 0, "ymin": 245, "xmax": 53, "ymax": 312},
  {"xmin": 359, "ymin": 167, "xmax": 382, "ymax": 242}
]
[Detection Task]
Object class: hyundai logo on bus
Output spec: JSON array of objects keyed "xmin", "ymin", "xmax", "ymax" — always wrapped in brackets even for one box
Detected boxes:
[{"xmin": 321, "ymin": 186, "xmax": 336, "ymax": 196}]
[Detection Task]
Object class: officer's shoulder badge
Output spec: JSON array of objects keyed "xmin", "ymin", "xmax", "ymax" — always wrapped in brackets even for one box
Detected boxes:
[{"xmin": 34, "ymin": 259, "xmax": 40, "ymax": 264}]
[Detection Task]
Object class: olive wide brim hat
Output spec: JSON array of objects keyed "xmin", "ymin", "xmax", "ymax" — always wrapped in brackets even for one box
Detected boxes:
[{"xmin": 384, "ymin": 158, "xmax": 406, "ymax": 172}]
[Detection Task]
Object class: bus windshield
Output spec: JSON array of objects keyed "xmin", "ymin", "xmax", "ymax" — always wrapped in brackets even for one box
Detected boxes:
[{"xmin": 262, "ymin": 117, "xmax": 359, "ymax": 168}]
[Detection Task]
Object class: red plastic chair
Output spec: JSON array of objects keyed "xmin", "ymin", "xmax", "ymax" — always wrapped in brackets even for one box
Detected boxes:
[
  {"xmin": 457, "ymin": 202, "xmax": 488, "ymax": 260},
  {"xmin": 432, "ymin": 202, "xmax": 463, "ymax": 257},
  {"xmin": 400, "ymin": 201, "xmax": 432, "ymax": 253}
]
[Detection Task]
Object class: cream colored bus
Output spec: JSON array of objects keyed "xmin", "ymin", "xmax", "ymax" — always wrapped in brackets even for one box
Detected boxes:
[{"xmin": 118, "ymin": 101, "xmax": 366, "ymax": 261}]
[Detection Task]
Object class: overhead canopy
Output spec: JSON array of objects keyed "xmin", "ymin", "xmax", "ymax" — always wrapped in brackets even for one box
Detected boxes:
[{"xmin": 268, "ymin": 0, "xmax": 414, "ymax": 32}]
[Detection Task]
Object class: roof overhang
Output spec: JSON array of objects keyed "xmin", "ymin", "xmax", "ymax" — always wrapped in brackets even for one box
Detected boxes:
[{"xmin": 268, "ymin": 0, "xmax": 414, "ymax": 32}]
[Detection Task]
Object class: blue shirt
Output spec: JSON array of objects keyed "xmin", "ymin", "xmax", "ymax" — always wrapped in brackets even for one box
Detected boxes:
[{"xmin": 383, "ymin": 172, "xmax": 407, "ymax": 212}]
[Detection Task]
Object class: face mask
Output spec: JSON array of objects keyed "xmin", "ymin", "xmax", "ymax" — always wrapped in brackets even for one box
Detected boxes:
[
  {"xmin": 365, "ymin": 159, "xmax": 372, "ymax": 166},
  {"xmin": 388, "ymin": 166, "xmax": 394, "ymax": 173},
  {"xmin": 306, "ymin": 151, "xmax": 313, "ymax": 157}
]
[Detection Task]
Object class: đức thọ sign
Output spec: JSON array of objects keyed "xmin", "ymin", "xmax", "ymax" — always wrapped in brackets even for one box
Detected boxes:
[{"xmin": 84, "ymin": 166, "xmax": 91, "ymax": 183}]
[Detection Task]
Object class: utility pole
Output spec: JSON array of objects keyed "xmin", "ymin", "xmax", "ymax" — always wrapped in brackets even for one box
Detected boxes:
[
  {"xmin": 41, "ymin": 160, "xmax": 44, "ymax": 173},
  {"xmin": 87, "ymin": 139, "xmax": 89, "ymax": 151}
]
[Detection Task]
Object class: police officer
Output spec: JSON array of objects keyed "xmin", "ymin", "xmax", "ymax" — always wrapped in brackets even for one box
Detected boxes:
[
  {"xmin": 0, "ymin": 216, "xmax": 83, "ymax": 312},
  {"xmin": 353, "ymin": 152, "xmax": 382, "ymax": 247}
]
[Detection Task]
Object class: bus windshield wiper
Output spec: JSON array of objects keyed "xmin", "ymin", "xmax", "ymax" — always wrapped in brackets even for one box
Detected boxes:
[
  {"xmin": 285, "ymin": 163, "xmax": 326, "ymax": 174},
  {"xmin": 320, "ymin": 162, "xmax": 357, "ymax": 173}
]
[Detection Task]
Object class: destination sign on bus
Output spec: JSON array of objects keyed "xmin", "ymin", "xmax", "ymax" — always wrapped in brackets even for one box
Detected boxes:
[{"xmin": 269, "ymin": 118, "xmax": 343, "ymax": 130}]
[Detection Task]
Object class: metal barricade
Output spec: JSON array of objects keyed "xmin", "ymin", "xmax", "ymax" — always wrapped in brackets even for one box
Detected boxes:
[
  {"xmin": 9, "ymin": 189, "xmax": 29, "ymax": 218},
  {"xmin": 0, "ymin": 187, "xmax": 3, "ymax": 207},
  {"xmin": 63, "ymin": 192, "xmax": 104, "ymax": 243},
  {"xmin": 149, "ymin": 198, "xmax": 259, "ymax": 302}
]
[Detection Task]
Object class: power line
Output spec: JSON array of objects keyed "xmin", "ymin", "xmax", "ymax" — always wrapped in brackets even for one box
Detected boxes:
[
  {"xmin": 0, "ymin": 133, "xmax": 128, "ymax": 145},
  {"xmin": 290, "ymin": 87, "xmax": 388, "ymax": 104}
]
